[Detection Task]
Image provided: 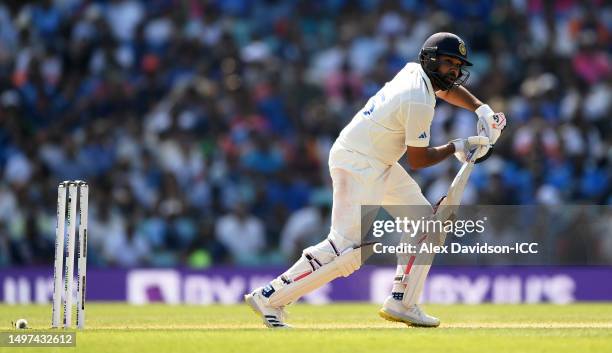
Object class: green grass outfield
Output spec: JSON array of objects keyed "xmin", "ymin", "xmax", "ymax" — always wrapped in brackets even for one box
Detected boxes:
[{"xmin": 1, "ymin": 303, "xmax": 611, "ymax": 353}]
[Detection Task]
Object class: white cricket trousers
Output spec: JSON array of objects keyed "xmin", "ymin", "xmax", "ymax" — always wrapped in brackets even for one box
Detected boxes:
[{"xmin": 277, "ymin": 141, "xmax": 433, "ymax": 297}]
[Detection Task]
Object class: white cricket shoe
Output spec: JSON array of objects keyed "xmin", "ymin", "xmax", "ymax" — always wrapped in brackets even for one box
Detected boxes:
[
  {"xmin": 379, "ymin": 296, "xmax": 440, "ymax": 327},
  {"xmin": 245, "ymin": 288, "xmax": 290, "ymax": 328}
]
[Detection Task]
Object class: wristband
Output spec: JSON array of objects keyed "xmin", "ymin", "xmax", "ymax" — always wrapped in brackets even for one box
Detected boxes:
[
  {"xmin": 450, "ymin": 139, "xmax": 462, "ymax": 153},
  {"xmin": 475, "ymin": 104, "xmax": 494, "ymax": 119}
]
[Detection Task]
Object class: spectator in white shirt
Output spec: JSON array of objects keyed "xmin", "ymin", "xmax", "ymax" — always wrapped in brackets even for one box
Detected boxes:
[{"xmin": 215, "ymin": 203, "xmax": 266, "ymax": 265}]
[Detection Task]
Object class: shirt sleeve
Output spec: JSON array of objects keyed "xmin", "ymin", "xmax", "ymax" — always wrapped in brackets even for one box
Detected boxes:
[{"xmin": 403, "ymin": 102, "xmax": 435, "ymax": 147}]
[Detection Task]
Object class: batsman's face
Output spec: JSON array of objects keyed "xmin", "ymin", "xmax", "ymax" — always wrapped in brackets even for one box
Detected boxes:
[{"xmin": 437, "ymin": 55, "xmax": 464, "ymax": 85}]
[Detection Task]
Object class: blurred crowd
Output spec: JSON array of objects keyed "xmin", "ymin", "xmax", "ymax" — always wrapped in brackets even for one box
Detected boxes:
[{"xmin": 0, "ymin": 0, "xmax": 610, "ymax": 268}]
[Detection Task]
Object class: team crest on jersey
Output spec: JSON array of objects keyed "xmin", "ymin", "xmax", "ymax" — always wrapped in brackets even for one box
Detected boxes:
[{"xmin": 459, "ymin": 42, "xmax": 467, "ymax": 56}]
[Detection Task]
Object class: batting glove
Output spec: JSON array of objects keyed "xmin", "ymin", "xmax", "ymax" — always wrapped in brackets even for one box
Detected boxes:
[
  {"xmin": 475, "ymin": 104, "xmax": 506, "ymax": 145},
  {"xmin": 450, "ymin": 136, "xmax": 490, "ymax": 163}
]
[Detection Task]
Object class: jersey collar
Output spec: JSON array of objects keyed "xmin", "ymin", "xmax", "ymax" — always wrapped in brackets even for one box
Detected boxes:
[{"xmin": 417, "ymin": 64, "xmax": 436, "ymax": 102}]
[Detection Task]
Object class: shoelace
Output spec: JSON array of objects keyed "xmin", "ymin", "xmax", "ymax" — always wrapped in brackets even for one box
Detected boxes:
[{"xmin": 410, "ymin": 304, "xmax": 426, "ymax": 318}]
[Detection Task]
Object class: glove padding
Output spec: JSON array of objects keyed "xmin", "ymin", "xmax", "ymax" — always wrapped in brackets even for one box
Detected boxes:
[
  {"xmin": 451, "ymin": 136, "xmax": 490, "ymax": 163},
  {"xmin": 475, "ymin": 104, "xmax": 506, "ymax": 145}
]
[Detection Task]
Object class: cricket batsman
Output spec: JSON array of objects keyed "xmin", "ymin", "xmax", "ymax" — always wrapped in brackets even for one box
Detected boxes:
[{"xmin": 245, "ymin": 32, "xmax": 507, "ymax": 328}]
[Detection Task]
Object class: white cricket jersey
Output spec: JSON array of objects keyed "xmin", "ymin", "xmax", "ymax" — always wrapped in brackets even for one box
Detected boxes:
[{"xmin": 336, "ymin": 62, "xmax": 436, "ymax": 165}]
